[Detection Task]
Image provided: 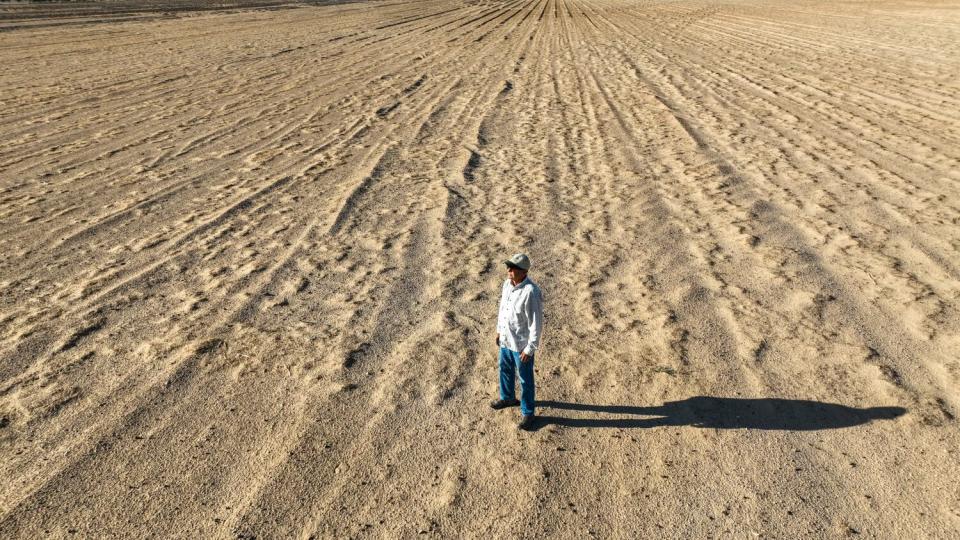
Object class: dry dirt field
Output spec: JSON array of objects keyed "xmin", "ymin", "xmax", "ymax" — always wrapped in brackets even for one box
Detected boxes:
[{"xmin": 1, "ymin": 0, "xmax": 959, "ymax": 537}]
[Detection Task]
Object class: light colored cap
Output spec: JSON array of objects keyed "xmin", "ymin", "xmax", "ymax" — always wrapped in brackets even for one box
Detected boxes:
[{"xmin": 504, "ymin": 253, "xmax": 531, "ymax": 270}]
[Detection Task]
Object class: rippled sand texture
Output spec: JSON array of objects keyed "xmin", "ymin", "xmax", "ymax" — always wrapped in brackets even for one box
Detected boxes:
[{"xmin": 1, "ymin": 0, "xmax": 959, "ymax": 537}]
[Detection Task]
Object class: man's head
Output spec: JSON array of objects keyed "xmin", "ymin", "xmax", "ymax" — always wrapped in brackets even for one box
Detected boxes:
[{"xmin": 504, "ymin": 253, "xmax": 531, "ymax": 284}]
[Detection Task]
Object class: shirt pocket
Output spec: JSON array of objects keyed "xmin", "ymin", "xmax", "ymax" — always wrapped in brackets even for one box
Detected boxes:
[{"xmin": 509, "ymin": 303, "xmax": 525, "ymax": 327}]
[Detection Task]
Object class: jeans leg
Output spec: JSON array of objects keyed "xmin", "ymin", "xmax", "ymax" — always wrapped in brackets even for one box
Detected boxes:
[
  {"xmin": 517, "ymin": 354, "xmax": 535, "ymax": 415},
  {"xmin": 498, "ymin": 347, "xmax": 516, "ymax": 401}
]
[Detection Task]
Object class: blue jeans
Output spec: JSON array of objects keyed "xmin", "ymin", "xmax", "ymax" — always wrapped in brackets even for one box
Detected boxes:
[{"xmin": 499, "ymin": 347, "xmax": 535, "ymax": 415}]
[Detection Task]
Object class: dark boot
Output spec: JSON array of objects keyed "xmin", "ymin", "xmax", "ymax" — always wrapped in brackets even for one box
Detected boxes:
[{"xmin": 490, "ymin": 398, "xmax": 520, "ymax": 410}]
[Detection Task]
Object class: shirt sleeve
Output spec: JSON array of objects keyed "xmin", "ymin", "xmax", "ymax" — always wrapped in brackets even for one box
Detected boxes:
[
  {"xmin": 522, "ymin": 288, "xmax": 543, "ymax": 356},
  {"xmin": 496, "ymin": 280, "xmax": 508, "ymax": 333}
]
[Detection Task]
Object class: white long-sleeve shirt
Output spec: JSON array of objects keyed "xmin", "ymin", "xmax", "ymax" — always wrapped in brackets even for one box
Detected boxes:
[{"xmin": 497, "ymin": 277, "xmax": 544, "ymax": 356}]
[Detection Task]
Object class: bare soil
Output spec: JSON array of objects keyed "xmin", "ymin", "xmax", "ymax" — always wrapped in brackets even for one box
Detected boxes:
[{"xmin": 1, "ymin": 0, "xmax": 958, "ymax": 537}]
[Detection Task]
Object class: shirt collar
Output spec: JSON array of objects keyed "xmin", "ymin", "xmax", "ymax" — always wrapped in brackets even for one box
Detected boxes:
[{"xmin": 509, "ymin": 276, "xmax": 529, "ymax": 291}]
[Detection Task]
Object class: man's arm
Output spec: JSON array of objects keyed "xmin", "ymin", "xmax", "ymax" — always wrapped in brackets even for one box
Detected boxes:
[
  {"xmin": 495, "ymin": 280, "xmax": 507, "ymax": 348},
  {"xmin": 521, "ymin": 289, "xmax": 543, "ymax": 361}
]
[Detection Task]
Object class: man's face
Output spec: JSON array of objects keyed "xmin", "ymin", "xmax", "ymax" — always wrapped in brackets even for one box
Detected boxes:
[{"xmin": 507, "ymin": 265, "xmax": 526, "ymax": 284}]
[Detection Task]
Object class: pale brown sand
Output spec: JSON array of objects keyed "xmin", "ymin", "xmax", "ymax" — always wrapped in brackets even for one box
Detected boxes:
[{"xmin": 1, "ymin": 0, "xmax": 959, "ymax": 537}]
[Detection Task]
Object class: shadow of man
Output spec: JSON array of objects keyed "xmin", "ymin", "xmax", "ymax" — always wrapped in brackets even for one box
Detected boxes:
[{"xmin": 533, "ymin": 396, "xmax": 906, "ymax": 431}]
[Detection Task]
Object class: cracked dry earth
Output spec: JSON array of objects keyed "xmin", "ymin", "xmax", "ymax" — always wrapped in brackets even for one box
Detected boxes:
[{"xmin": 1, "ymin": 0, "xmax": 959, "ymax": 537}]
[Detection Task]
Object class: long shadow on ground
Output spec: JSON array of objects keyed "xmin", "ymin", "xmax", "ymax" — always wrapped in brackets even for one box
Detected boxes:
[{"xmin": 531, "ymin": 397, "xmax": 906, "ymax": 431}]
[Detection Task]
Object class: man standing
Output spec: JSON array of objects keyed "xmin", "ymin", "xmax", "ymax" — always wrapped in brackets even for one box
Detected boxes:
[{"xmin": 491, "ymin": 253, "xmax": 544, "ymax": 430}]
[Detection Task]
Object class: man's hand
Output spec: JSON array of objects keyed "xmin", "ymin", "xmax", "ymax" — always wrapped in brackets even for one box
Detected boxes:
[
  {"xmin": 495, "ymin": 333, "xmax": 500, "ymax": 347},
  {"xmin": 520, "ymin": 351, "xmax": 532, "ymax": 363}
]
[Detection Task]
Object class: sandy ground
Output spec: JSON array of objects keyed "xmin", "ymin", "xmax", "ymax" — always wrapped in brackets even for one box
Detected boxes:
[{"xmin": 1, "ymin": 0, "xmax": 959, "ymax": 537}]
